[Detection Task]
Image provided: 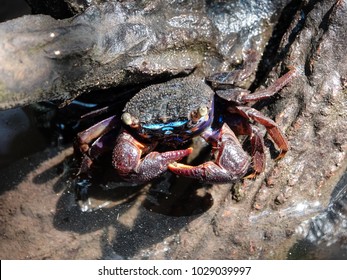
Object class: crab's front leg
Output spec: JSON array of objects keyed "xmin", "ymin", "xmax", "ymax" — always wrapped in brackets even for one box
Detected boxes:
[
  {"xmin": 75, "ymin": 115, "xmax": 120, "ymax": 174},
  {"xmin": 112, "ymin": 130, "xmax": 193, "ymax": 184},
  {"xmin": 168, "ymin": 124, "xmax": 250, "ymax": 183}
]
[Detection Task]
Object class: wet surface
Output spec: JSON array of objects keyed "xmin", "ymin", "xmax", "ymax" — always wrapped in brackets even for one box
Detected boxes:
[
  {"xmin": 0, "ymin": 0, "xmax": 347, "ymax": 260},
  {"xmin": 0, "ymin": 0, "xmax": 291, "ymax": 109},
  {"xmin": 289, "ymin": 172, "xmax": 347, "ymax": 259}
]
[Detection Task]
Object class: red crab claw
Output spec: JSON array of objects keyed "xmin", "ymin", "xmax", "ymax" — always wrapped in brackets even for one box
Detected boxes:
[
  {"xmin": 168, "ymin": 124, "xmax": 250, "ymax": 183},
  {"xmin": 113, "ymin": 130, "xmax": 193, "ymax": 184}
]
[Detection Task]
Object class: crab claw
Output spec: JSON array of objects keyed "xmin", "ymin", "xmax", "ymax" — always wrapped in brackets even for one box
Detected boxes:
[
  {"xmin": 168, "ymin": 161, "xmax": 232, "ymax": 183},
  {"xmin": 169, "ymin": 124, "xmax": 250, "ymax": 183},
  {"xmin": 113, "ymin": 130, "xmax": 193, "ymax": 184}
]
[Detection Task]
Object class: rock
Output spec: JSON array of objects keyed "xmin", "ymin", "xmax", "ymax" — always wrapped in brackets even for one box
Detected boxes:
[
  {"xmin": 0, "ymin": 0, "xmax": 346, "ymax": 260},
  {"xmin": 0, "ymin": 0, "xmax": 288, "ymax": 109}
]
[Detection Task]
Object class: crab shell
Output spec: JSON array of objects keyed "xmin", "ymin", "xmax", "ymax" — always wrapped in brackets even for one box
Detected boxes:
[{"xmin": 121, "ymin": 77, "xmax": 215, "ymax": 143}]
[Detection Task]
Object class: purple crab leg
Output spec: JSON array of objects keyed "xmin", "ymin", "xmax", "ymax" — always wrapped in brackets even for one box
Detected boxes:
[
  {"xmin": 168, "ymin": 124, "xmax": 250, "ymax": 183},
  {"xmin": 75, "ymin": 115, "xmax": 120, "ymax": 174},
  {"xmin": 215, "ymin": 67, "xmax": 297, "ymax": 104},
  {"xmin": 88, "ymin": 129, "xmax": 119, "ymax": 159},
  {"xmin": 223, "ymin": 113, "xmax": 266, "ymax": 174},
  {"xmin": 249, "ymin": 126, "xmax": 266, "ymax": 174},
  {"xmin": 76, "ymin": 115, "xmax": 119, "ymax": 153},
  {"xmin": 229, "ymin": 106, "xmax": 289, "ymax": 159},
  {"xmin": 240, "ymin": 67, "xmax": 297, "ymax": 103},
  {"xmin": 206, "ymin": 50, "xmax": 260, "ymax": 88}
]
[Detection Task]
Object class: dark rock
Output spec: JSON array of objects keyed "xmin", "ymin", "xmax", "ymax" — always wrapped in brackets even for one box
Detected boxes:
[{"xmin": 0, "ymin": 0, "xmax": 346, "ymax": 260}]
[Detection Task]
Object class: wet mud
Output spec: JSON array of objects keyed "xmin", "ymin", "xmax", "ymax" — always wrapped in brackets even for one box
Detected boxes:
[{"xmin": 0, "ymin": 0, "xmax": 346, "ymax": 259}]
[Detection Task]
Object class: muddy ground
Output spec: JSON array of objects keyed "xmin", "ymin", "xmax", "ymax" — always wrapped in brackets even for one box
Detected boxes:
[{"xmin": 0, "ymin": 0, "xmax": 347, "ymax": 259}]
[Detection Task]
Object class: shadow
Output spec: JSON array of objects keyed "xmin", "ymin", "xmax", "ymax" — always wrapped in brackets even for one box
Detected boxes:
[
  {"xmin": 253, "ymin": 0, "xmax": 302, "ymax": 88},
  {"xmin": 144, "ymin": 176, "xmax": 213, "ymax": 217},
  {"xmin": 143, "ymin": 144, "xmax": 214, "ymax": 217},
  {"xmin": 32, "ymin": 156, "xmax": 68, "ymax": 186},
  {"xmin": 0, "ymin": 0, "xmax": 30, "ymax": 23},
  {"xmin": 0, "ymin": 107, "xmax": 54, "ymax": 194},
  {"xmin": 50, "ymin": 136, "xmax": 214, "ymax": 259},
  {"xmin": 52, "ymin": 170, "xmax": 211, "ymax": 259},
  {"xmin": 101, "ymin": 207, "xmax": 195, "ymax": 259}
]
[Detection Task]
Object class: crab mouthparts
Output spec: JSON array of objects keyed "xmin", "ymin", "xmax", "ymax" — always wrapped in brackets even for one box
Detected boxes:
[{"xmin": 142, "ymin": 120, "xmax": 188, "ymax": 135}]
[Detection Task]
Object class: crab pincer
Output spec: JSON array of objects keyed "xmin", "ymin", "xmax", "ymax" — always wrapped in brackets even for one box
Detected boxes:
[
  {"xmin": 168, "ymin": 124, "xmax": 250, "ymax": 183},
  {"xmin": 112, "ymin": 130, "xmax": 193, "ymax": 183}
]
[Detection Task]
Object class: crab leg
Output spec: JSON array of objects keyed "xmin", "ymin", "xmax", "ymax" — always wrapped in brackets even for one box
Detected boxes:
[
  {"xmin": 113, "ymin": 130, "xmax": 193, "ymax": 184},
  {"xmin": 75, "ymin": 115, "xmax": 120, "ymax": 174},
  {"xmin": 215, "ymin": 67, "xmax": 296, "ymax": 103},
  {"xmin": 240, "ymin": 67, "xmax": 296, "ymax": 103},
  {"xmin": 229, "ymin": 106, "xmax": 289, "ymax": 159},
  {"xmin": 206, "ymin": 50, "xmax": 260, "ymax": 89},
  {"xmin": 248, "ymin": 126, "xmax": 266, "ymax": 175},
  {"xmin": 76, "ymin": 115, "xmax": 119, "ymax": 152},
  {"xmin": 224, "ymin": 114, "xmax": 266, "ymax": 174},
  {"xmin": 168, "ymin": 124, "xmax": 250, "ymax": 183}
]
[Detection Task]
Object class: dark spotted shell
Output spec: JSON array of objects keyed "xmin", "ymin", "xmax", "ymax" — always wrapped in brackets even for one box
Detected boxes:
[{"xmin": 123, "ymin": 77, "xmax": 214, "ymax": 124}]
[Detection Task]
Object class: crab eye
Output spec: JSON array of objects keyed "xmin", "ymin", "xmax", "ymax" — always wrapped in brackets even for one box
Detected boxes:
[
  {"xmin": 198, "ymin": 105, "xmax": 208, "ymax": 117},
  {"xmin": 121, "ymin": 112, "xmax": 139, "ymax": 127},
  {"xmin": 121, "ymin": 112, "xmax": 132, "ymax": 125},
  {"xmin": 191, "ymin": 105, "xmax": 209, "ymax": 123}
]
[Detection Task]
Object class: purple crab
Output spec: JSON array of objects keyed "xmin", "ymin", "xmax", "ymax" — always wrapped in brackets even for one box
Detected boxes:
[{"xmin": 75, "ymin": 51, "xmax": 296, "ymax": 188}]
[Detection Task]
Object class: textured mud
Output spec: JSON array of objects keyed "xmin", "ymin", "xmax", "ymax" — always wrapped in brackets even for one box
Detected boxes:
[{"xmin": 0, "ymin": 0, "xmax": 347, "ymax": 259}]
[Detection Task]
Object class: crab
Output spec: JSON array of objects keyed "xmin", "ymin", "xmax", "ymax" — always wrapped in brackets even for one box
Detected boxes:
[{"xmin": 75, "ymin": 51, "xmax": 296, "ymax": 189}]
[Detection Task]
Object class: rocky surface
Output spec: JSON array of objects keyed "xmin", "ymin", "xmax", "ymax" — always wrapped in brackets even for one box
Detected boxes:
[
  {"xmin": 0, "ymin": 0, "xmax": 346, "ymax": 259},
  {"xmin": 0, "ymin": 0, "xmax": 289, "ymax": 109}
]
